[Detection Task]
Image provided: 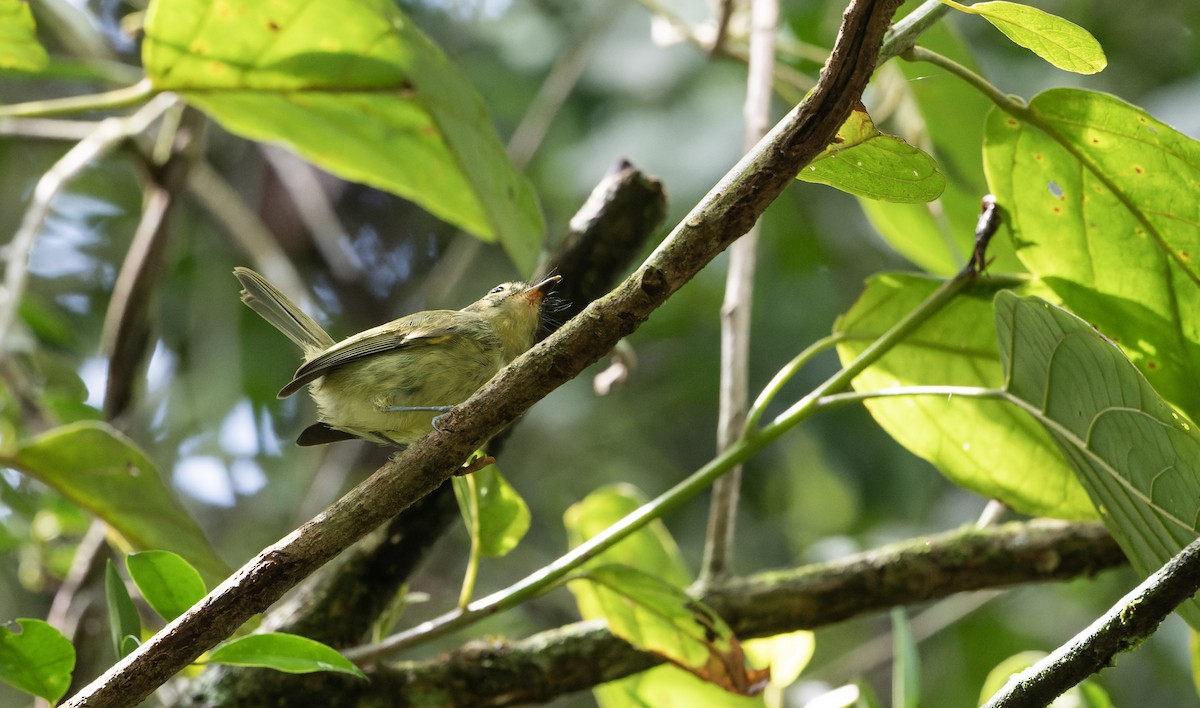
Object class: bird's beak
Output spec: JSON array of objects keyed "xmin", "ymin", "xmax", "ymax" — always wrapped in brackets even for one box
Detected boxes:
[{"xmin": 524, "ymin": 275, "xmax": 561, "ymax": 304}]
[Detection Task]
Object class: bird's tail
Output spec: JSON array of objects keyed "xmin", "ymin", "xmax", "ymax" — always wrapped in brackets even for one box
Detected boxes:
[{"xmin": 234, "ymin": 267, "xmax": 335, "ymax": 353}]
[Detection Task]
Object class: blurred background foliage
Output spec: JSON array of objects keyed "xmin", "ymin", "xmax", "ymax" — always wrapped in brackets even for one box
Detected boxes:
[{"xmin": 1, "ymin": 0, "xmax": 1199, "ymax": 705}]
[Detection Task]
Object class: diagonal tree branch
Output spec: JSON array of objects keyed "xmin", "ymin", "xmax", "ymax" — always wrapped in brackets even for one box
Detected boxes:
[
  {"xmin": 64, "ymin": 1, "xmax": 905, "ymax": 704},
  {"xmin": 982, "ymin": 532, "xmax": 1200, "ymax": 708}
]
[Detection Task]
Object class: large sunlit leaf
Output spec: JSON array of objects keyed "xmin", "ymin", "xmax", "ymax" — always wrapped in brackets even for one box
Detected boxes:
[
  {"xmin": 862, "ymin": 18, "xmax": 1022, "ymax": 275},
  {"xmin": 995, "ymin": 293, "xmax": 1200, "ymax": 628},
  {"xmin": 0, "ymin": 0, "xmax": 48, "ymax": 71},
  {"xmin": 142, "ymin": 0, "xmax": 543, "ymax": 271},
  {"xmin": 571, "ymin": 565, "xmax": 769, "ymax": 697},
  {"xmin": 3, "ymin": 421, "xmax": 229, "ymax": 583},
  {"xmin": 984, "ymin": 89, "xmax": 1200, "ymax": 421},
  {"xmin": 835, "ymin": 273, "xmax": 1094, "ymax": 519},
  {"xmin": 208, "ymin": 633, "xmax": 366, "ymax": 678},
  {"xmin": 800, "ymin": 104, "xmax": 945, "ymax": 203},
  {"xmin": 0, "ymin": 619, "xmax": 74, "ymax": 703},
  {"xmin": 951, "ymin": 1, "xmax": 1106, "ymax": 75}
]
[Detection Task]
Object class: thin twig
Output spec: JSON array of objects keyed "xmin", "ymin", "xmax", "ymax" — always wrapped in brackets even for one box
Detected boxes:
[
  {"xmin": 701, "ymin": 0, "xmax": 777, "ymax": 584},
  {"xmin": 983, "ymin": 534, "xmax": 1200, "ymax": 708},
  {"xmin": 260, "ymin": 145, "xmax": 364, "ymax": 281},
  {"xmin": 507, "ymin": 13, "xmax": 613, "ymax": 170},
  {"xmin": 0, "ymin": 93, "xmax": 176, "ymax": 354},
  {"xmin": 103, "ymin": 107, "xmax": 204, "ymax": 419}
]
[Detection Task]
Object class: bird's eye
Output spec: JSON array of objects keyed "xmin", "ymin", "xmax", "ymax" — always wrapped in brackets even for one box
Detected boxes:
[{"xmin": 489, "ymin": 285, "xmax": 504, "ymax": 294}]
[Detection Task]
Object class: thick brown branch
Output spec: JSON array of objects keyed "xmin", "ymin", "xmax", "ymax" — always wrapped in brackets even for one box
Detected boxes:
[{"xmin": 65, "ymin": 1, "xmax": 904, "ymax": 705}]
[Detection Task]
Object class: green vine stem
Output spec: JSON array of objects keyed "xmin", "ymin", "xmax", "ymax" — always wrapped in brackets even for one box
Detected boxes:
[
  {"xmin": 743, "ymin": 333, "xmax": 842, "ymax": 433},
  {"xmin": 0, "ymin": 78, "xmax": 155, "ymax": 119}
]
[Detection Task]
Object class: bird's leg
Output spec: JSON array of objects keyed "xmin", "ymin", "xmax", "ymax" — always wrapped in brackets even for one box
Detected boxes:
[{"xmin": 382, "ymin": 405, "xmax": 455, "ymax": 431}]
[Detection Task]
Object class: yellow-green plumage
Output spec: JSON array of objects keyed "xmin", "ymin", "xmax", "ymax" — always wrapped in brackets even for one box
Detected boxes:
[{"xmin": 234, "ymin": 267, "xmax": 559, "ymax": 447}]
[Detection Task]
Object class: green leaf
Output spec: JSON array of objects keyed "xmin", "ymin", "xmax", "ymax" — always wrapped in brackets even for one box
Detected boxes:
[
  {"xmin": 594, "ymin": 664, "xmax": 764, "ymax": 708},
  {"xmin": 3, "ymin": 421, "xmax": 230, "ymax": 584},
  {"xmin": 208, "ymin": 633, "xmax": 366, "ymax": 679},
  {"xmin": 571, "ymin": 565, "xmax": 769, "ymax": 696},
  {"xmin": 995, "ymin": 293, "xmax": 1200, "ymax": 628},
  {"xmin": 566, "ymin": 486, "xmax": 765, "ymax": 705},
  {"xmin": 126, "ymin": 550, "xmax": 208, "ymax": 622},
  {"xmin": 800, "ymin": 105, "xmax": 946, "ymax": 203},
  {"xmin": 977, "ymin": 650, "xmax": 1112, "ymax": 706},
  {"xmin": 744, "ymin": 631, "xmax": 815, "ymax": 701},
  {"xmin": 984, "ymin": 88, "xmax": 1200, "ymax": 421},
  {"xmin": 564, "ymin": 484, "xmax": 691, "ymax": 587},
  {"xmin": 0, "ymin": 619, "xmax": 74, "ymax": 703},
  {"xmin": 105, "ymin": 560, "xmax": 142, "ymax": 659},
  {"xmin": 452, "ymin": 464, "xmax": 530, "ymax": 558},
  {"xmin": 965, "ymin": 2, "xmax": 1106, "ymax": 74},
  {"xmin": 891, "ymin": 608, "xmax": 919, "ymax": 708},
  {"xmin": 834, "ymin": 273, "xmax": 1094, "ymax": 519},
  {"xmin": 142, "ymin": 0, "xmax": 543, "ymax": 271},
  {"xmin": 862, "ymin": 21, "xmax": 1022, "ymax": 275},
  {"xmin": 0, "ymin": 0, "xmax": 49, "ymax": 71}
]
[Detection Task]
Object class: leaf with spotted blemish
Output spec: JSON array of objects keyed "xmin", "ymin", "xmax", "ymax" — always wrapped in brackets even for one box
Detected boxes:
[
  {"xmin": 569, "ymin": 564, "xmax": 769, "ymax": 696},
  {"xmin": 141, "ymin": 0, "xmax": 543, "ymax": 272},
  {"xmin": 984, "ymin": 88, "xmax": 1200, "ymax": 420}
]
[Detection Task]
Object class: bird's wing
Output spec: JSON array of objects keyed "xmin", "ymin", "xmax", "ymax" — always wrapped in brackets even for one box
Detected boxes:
[{"xmin": 277, "ymin": 312, "xmax": 483, "ymax": 398}]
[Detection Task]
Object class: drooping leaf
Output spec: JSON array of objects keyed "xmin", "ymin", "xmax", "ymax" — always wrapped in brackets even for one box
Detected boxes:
[
  {"xmin": 594, "ymin": 664, "xmax": 764, "ymax": 708},
  {"xmin": 3, "ymin": 421, "xmax": 229, "ymax": 584},
  {"xmin": 835, "ymin": 273, "xmax": 1094, "ymax": 519},
  {"xmin": 984, "ymin": 88, "xmax": 1200, "ymax": 420},
  {"xmin": 995, "ymin": 293, "xmax": 1200, "ymax": 628},
  {"xmin": 142, "ymin": 0, "xmax": 543, "ymax": 271},
  {"xmin": 564, "ymin": 484, "xmax": 692, "ymax": 583},
  {"xmin": 800, "ymin": 104, "xmax": 945, "ymax": 203},
  {"xmin": 959, "ymin": 1, "xmax": 1106, "ymax": 74},
  {"xmin": 571, "ymin": 565, "xmax": 769, "ymax": 697},
  {"xmin": 208, "ymin": 633, "xmax": 366, "ymax": 678},
  {"xmin": 105, "ymin": 560, "xmax": 142, "ymax": 659},
  {"xmin": 0, "ymin": 0, "xmax": 49, "ymax": 71},
  {"xmin": 127, "ymin": 550, "xmax": 208, "ymax": 622},
  {"xmin": 452, "ymin": 463, "xmax": 530, "ymax": 558},
  {"xmin": 567, "ymin": 486, "xmax": 762, "ymax": 706},
  {"xmin": 0, "ymin": 619, "xmax": 74, "ymax": 703}
]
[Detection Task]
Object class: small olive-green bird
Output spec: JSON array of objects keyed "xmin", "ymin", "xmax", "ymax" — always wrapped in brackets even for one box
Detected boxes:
[{"xmin": 234, "ymin": 267, "xmax": 560, "ymax": 447}]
